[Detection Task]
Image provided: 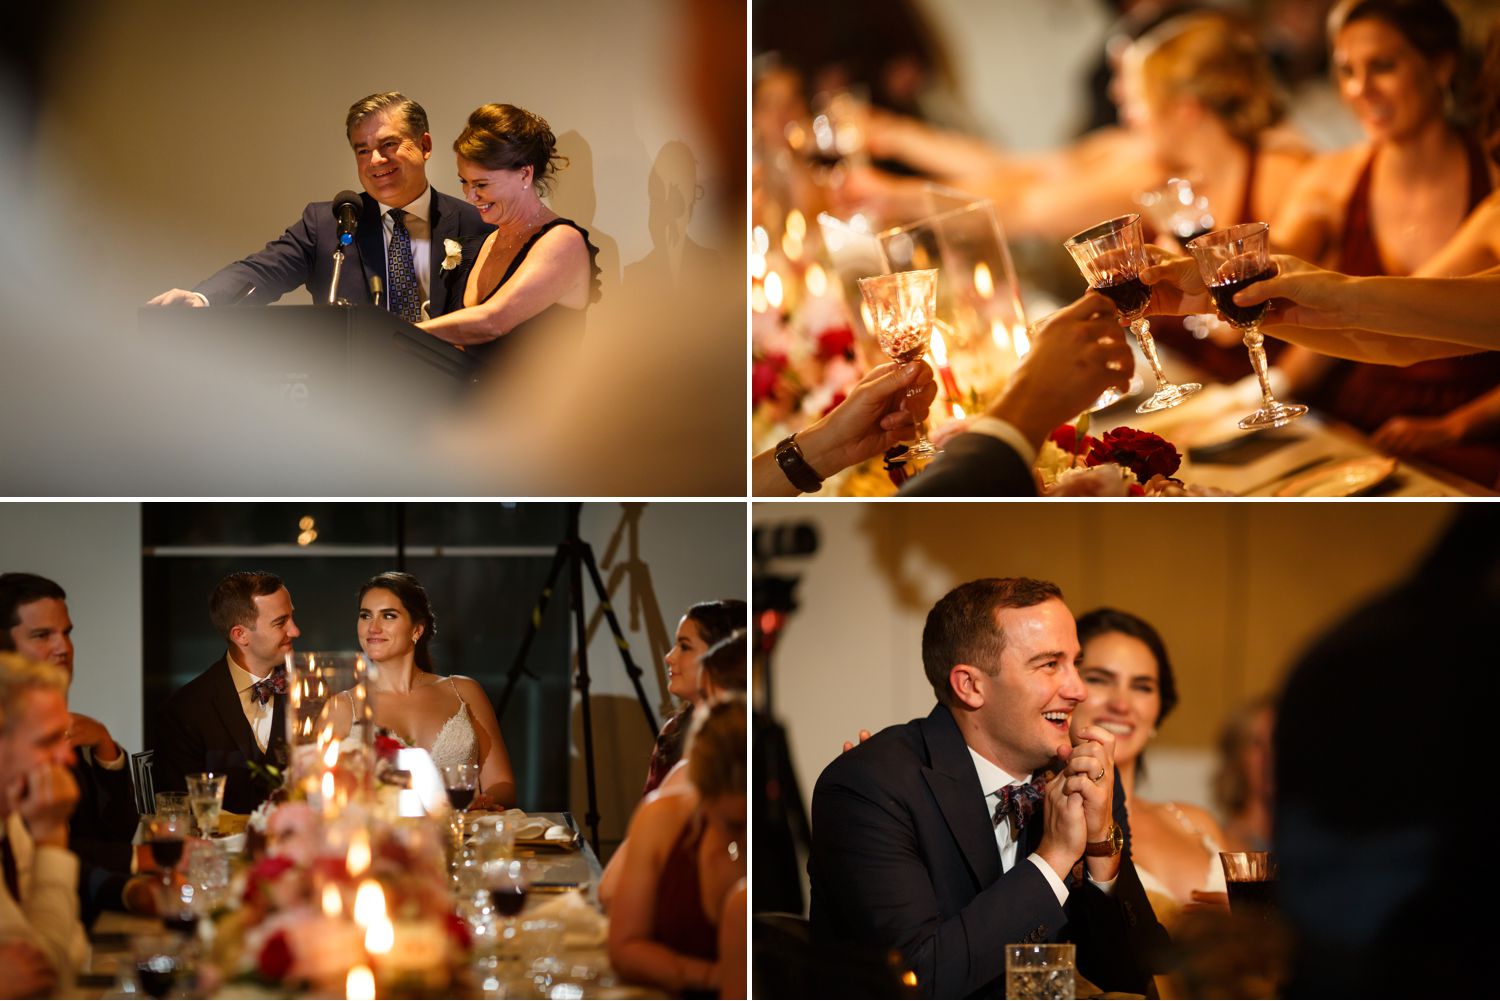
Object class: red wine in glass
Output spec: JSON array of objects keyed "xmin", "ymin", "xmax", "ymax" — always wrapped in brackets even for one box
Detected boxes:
[
  {"xmin": 149, "ymin": 838, "xmax": 185, "ymax": 869},
  {"xmin": 1093, "ymin": 275, "xmax": 1151, "ymax": 318},
  {"xmin": 490, "ymin": 879, "xmax": 528, "ymax": 917},
  {"xmin": 162, "ymin": 913, "xmax": 198, "ymax": 936},
  {"xmin": 1208, "ymin": 268, "xmax": 1275, "ymax": 328},
  {"xmin": 1227, "ymin": 877, "xmax": 1278, "ymax": 913},
  {"xmin": 447, "ymin": 787, "xmax": 476, "ymax": 811},
  {"xmin": 136, "ymin": 956, "xmax": 185, "ymax": 999}
]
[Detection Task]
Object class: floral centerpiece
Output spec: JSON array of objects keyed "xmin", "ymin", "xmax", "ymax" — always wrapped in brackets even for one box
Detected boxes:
[{"xmin": 1036, "ymin": 421, "xmax": 1231, "ymax": 496}]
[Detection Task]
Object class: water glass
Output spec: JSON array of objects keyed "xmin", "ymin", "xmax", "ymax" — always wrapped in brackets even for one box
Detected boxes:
[
  {"xmin": 1005, "ymin": 942, "xmax": 1075, "ymax": 1000},
  {"xmin": 1220, "ymin": 850, "xmax": 1279, "ymax": 915},
  {"xmin": 153, "ymin": 792, "xmax": 190, "ymax": 820}
]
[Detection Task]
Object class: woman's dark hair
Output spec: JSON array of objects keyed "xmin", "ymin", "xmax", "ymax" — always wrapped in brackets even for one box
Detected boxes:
[
  {"xmin": 1327, "ymin": 0, "xmax": 1462, "ymax": 65},
  {"xmin": 454, "ymin": 103, "xmax": 569, "ymax": 195},
  {"xmin": 1075, "ymin": 607, "xmax": 1180, "ymax": 726},
  {"xmin": 358, "ymin": 571, "xmax": 438, "ymax": 672},
  {"xmin": 684, "ymin": 599, "xmax": 747, "ymax": 648},
  {"xmin": 700, "ymin": 629, "xmax": 747, "ymax": 697}
]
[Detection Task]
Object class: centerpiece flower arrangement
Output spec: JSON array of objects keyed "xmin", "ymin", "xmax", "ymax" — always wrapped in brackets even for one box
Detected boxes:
[
  {"xmin": 209, "ymin": 735, "xmax": 470, "ymax": 998},
  {"xmin": 1036, "ymin": 421, "xmax": 1230, "ymax": 496}
]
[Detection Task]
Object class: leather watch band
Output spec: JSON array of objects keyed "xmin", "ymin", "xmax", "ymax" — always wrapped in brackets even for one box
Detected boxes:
[{"xmin": 774, "ymin": 433, "xmax": 824, "ymax": 493}]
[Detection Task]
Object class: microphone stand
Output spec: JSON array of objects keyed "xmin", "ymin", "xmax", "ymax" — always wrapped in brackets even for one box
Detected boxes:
[{"xmin": 327, "ymin": 245, "xmax": 350, "ymax": 306}]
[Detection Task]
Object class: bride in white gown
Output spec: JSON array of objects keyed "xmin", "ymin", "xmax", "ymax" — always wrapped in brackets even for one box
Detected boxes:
[{"xmin": 329, "ymin": 571, "xmax": 516, "ymax": 808}]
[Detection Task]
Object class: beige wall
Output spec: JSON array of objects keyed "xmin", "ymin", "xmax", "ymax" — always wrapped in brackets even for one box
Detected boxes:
[{"xmin": 754, "ymin": 502, "xmax": 1454, "ymax": 813}]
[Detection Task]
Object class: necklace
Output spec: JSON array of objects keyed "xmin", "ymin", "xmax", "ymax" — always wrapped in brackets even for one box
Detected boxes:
[{"xmin": 492, "ymin": 200, "xmax": 547, "ymax": 257}]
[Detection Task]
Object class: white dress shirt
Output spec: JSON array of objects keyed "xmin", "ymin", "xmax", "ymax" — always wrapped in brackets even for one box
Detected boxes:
[
  {"xmin": 967, "ymin": 746, "xmax": 1071, "ymax": 906},
  {"xmin": 0, "ymin": 813, "xmax": 87, "ymax": 990},
  {"xmin": 380, "ymin": 186, "xmax": 433, "ymax": 317},
  {"xmin": 226, "ymin": 650, "xmax": 275, "ymax": 753}
]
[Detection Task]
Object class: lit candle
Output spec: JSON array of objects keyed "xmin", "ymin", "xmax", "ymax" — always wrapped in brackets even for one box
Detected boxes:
[
  {"xmin": 323, "ymin": 739, "xmax": 340, "ymax": 770},
  {"xmin": 346, "ymin": 829, "xmax": 371, "ymax": 878},
  {"xmin": 352, "ymin": 879, "xmax": 385, "ymax": 928},
  {"xmin": 364, "ymin": 917, "xmax": 394, "ymax": 956},
  {"xmin": 973, "ymin": 262, "xmax": 994, "ymax": 299},
  {"xmin": 345, "ymin": 965, "xmax": 375, "ymax": 1001},
  {"xmin": 765, "ymin": 271, "xmax": 784, "ymax": 311},
  {"xmin": 805, "ymin": 263, "xmax": 828, "ymax": 298},
  {"xmin": 929, "ymin": 326, "xmax": 963, "ymax": 406},
  {"xmin": 322, "ymin": 883, "xmax": 343, "ymax": 918}
]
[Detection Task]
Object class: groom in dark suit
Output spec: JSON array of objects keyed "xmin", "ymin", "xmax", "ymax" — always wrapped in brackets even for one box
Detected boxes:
[
  {"xmin": 810, "ymin": 578, "xmax": 1167, "ymax": 998},
  {"xmin": 153, "ymin": 572, "xmax": 300, "ymax": 815},
  {"xmin": 148, "ymin": 92, "xmax": 491, "ymax": 317}
]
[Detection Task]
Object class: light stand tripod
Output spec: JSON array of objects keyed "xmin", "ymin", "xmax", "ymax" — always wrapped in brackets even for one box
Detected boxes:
[{"xmin": 497, "ymin": 503, "xmax": 659, "ymax": 854}]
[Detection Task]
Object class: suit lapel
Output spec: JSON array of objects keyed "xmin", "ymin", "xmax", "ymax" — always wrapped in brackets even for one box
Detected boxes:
[
  {"xmin": 428, "ymin": 189, "xmax": 463, "ymax": 317},
  {"xmin": 355, "ymin": 193, "xmax": 386, "ymax": 305},
  {"xmin": 210, "ymin": 657, "xmax": 264, "ymax": 767},
  {"xmin": 919, "ymin": 705, "xmax": 1001, "ymax": 890}
]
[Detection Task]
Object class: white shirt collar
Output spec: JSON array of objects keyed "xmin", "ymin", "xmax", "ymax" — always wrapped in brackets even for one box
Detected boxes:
[
  {"xmin": 379, "ymin": 185, "xmax": 431, "ymax": 222},
  {"xmin": 967, "ymin": 745, "xmax": 1029, "ymax": 798}
]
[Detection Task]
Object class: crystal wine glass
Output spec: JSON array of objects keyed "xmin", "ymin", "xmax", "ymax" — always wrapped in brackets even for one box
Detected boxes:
[
  {"xmin": 857, "ymin": 268, "xmax": 942, "ymax": 459},
  {"xmin": 1187, "ymin": 223, "xmax": 1308, "ymax": 430},
  {"xmin": 1065, "ymin": 213, "xmax": 1202, "ymax": 413},
  {"xmin": 1138, "ymin": 177, "xmax": 1215, "ymax": 246}
]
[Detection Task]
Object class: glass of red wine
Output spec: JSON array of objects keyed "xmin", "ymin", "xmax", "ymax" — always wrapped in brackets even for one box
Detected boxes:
[
  {"xmin": 1187, "ymin": 223, "xmax": 1308, "ymax": 430},
  {"xmin": 484, "ymin": 856, "xmax": 532, "ymax": 949},
  {"xmin": 1065, "ymin": 213, "xmax": 1202, "ymax": 413},
  {"xmin": 857, "ymin": 268, "xmax": 942, "ymax": 459},
  {"xmin": 443, "ymin": 762, "xmax": 480, "ymax": 813},
  {"xmin": 131, "ymin": 931, "xmax": 195, "ymax": 999},
  {"xmin": 1220, "ymin": 850, "xmax": 1279, "ymax": 916}
]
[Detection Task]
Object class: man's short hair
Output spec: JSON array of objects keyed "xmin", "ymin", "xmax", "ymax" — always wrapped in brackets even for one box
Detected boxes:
[
  {"xmin": 209, "ymin": 571, "xmax": 285, "ymax": 642},
  {"xmin": 0, "ymin": 652, "xmax": 67, "ymax": 733},
  {"xmin": 921, "ymin": 578, "xmax": 1064, "ymax": 706},
  {"xmin": 0, "ymin": 573, "xmax": 66, "ymax": 650},
  {"xmin": 345, "ymin": 92, "xmax": 429, "ymax": 143}
]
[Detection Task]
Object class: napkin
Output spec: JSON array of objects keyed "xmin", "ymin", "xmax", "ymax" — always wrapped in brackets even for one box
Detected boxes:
[
  {"xmin": 528, "ymin": 888, "xmax": 608, "ymax": 948},
  {"xmin": 494, "ymin": 809, "xmax": 575, "ymax": 842}
]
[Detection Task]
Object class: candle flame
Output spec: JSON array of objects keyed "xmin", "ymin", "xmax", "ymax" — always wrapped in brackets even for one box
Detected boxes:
[
  {"xmin": 364, "ymin": 917, "xmax": 394, "ymax": 956},
  {"xmin": 765, "ymin": 271, "xmax": 784, "ymax": 310},
  {"xmin": 346, "ymin": 965, "xmax": 375, "ymax": 1001},
  {"xmin": 353, "ymin": 879, "xmax": 386, "ymax": 927},
  {"xmin": 929, "ymin": 326, "xmax": 949, "ymax": 366},
  {"xmin": 781, "ymin": 229, "xmax": 803, "ymax": 260},
  {"xmin": 321, "ymin": 771, "xmax": 335, "ymax": 802},
  {"xmin": 952, "ymin": 402, "xmax": 967, "ymax": 419},
  {"xmin": 805, "ymin": 263, "xmax": 828, "ymax": 297},
  {"xmin": 301, "ymin": 717, "xmax": 313, "ymax": 737},
  {"xmin": 322, "ymin": 883, "xmax": 342, "ymax": 918},
  {"xmin": 991, "ymin": 318, "xmax": 1011, "ymax": 351},
  {"xmin": 323, "ymin": 739, "xmax": 341, "ymax": 769},
  {"xmin": 347, "ymin": 829, "xmax": 372, "ymax": 877},
  {"xmin": 973, "ymin": 262, "xmax": 994, "ymax": 299},
  {"xmin": 786, "ymin": 209, "xmax": 807, "ymax": 241}
]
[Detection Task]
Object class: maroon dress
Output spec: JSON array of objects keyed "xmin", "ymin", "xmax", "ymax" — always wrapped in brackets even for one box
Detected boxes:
[
  {"xmin": 653, "ymin": 816, "xmax": 719, "ymax": 962},
  {"xmin": 1307, "ymin": 137, "xmax": 1500, "ymax": 487}
]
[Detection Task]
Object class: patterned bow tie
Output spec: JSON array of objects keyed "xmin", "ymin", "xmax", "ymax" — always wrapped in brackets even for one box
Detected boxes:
[
  {"xmin": 249, "ymin": 668, "xmax": 288, "ymax": 706},
  {"xmin": 993, "ymin": 774, "xmax": 1049, "ymax": 839}
]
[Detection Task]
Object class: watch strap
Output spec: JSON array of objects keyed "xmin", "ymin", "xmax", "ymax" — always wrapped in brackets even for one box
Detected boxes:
[
  {"xmin": 774, "ymin": 433, "xmax": 824, "ymax": 493},
  {"xmin": 1084, "ymin": 821, "xmax": 1122, "ymax": 857}
]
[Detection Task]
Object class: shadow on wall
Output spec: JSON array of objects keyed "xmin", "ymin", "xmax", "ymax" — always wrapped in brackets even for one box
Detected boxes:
[
  {"xmin": 620, "ymin": 140, "xmax": 722, "ymax": 313},
  {"xmin": 572, "ymin": 693, "xmax": 657, "ymax": 864},
  {"xmin": 551, "ymin": 129, "xmax": 621, "ymax": 303},
  {"xmin": 589, "ymin": 501, "xmax": 675, "ymax": 712}
]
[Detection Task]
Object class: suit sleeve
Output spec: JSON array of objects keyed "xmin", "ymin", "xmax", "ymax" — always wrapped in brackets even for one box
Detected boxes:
[
  {"xmin": 898, "ymin": 432, "xmax": 1039, "ymax": 497},
  {"xmin": 67, "ymin": 753, "xmax": 139, "ymax": 873},
  {"xmin": 152, "ymin": 696, "xmax": 200, "ymax": 797},
  {"xmin": 194, "ymin": 204, "xmax": 323, "ymax": 305},
  {"xmin": 813, "ymin": 770, "xmax": 1066, "ymax": 998}
]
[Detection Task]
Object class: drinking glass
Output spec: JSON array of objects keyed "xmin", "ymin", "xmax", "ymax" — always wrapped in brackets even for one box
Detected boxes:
[
  {"xmin": 152, "ymin": 792, "xmax": 190, "ymax": 821},
  {"xmin": 1220, "ymin": 850, "xmax": 1279, "ymax": 915},
  {"xmin": 145, "ymin": 813, "xmax": 190, "ymax": 874},
  {"xmin": 1138, "ymin": 176, "xmax": 1215, "ymax": 245},
  {"xmin": 131, "ymin": 932, "xmax": 195, "ymax": 999},
  {"xmin": 1065, "ymin": 213, "xmax": 1202, "ymax": 413},
  {"xmin": 857, "ymin": 268, "xmax": 942, "ymax": 459},
  {"xmin": 1005, "ymin": 942, "xmax": 1076, "ymax": 1000},
  {"xmin": 443, "ymin": 761, "xmax": 480, "ymax": 813},
  {"xmin": 1187, "ymin": 223, "xmax": 1308, "ymax": 430},
  {"xmin": 185, "ymin": 772, "xmax": 225, "ymax": 838}
]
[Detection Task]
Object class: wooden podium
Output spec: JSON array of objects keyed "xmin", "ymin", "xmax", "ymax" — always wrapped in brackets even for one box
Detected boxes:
[{"xmin": 138, "ymin": 304, "xmax": 479, "ymax": 420}]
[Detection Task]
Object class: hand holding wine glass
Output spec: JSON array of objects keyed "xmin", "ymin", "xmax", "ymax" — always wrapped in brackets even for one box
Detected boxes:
[
  {"xmin": 857, "ymin": 268, "xmax": 943, "ymax": 459},
  {"xmin": 1065, "ymin": 214, "xmax": 1202, "ymax": 412},
  {"xmin": 1187, "ymin": 223, "xmax": 1307, "ymax": 430}
]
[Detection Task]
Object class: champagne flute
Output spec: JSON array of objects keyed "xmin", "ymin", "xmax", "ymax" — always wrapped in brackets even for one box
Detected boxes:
[
  {"xmin": 857, "ymin": 268, "xmax": 942, "ymax": 459},
  {"xmin": 1065, "ymin": 213, "xmax": 1202, "ymax": 413},
  {"xmin": 1187, "ymin": 223, "xmax": 1308, "ymax": 430}
]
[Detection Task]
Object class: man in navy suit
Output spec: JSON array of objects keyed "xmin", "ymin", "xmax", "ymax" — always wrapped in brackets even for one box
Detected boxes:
[
  {"xmin": 810, "ymin": 578, "xmax": 1167, "ymax": 998},
  {"xmin": 148, "ymin": 92, "xmax": 491, "ymax": 317},
  {"xmin": 153, "ymin": 571, "xmax": 301, "ymax": 816}
]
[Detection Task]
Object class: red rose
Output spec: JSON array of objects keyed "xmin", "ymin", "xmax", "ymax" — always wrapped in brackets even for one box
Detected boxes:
[
  {"xmin": 815, "ymin": 325, "xmax": 856, "ymax": 362},
  {"xmin": 374, "ymin": 734, "xmax": 404, "ymax": 761},
  {"xmin": 445, "ymin": 911, "xmax": 473, "ymax": 951},
  {"xmin": 820, "ymin": 391, "xmax": 847, "ymax": 418},
  {"xmin": 752, "ymin": 353, "xmax": 788, "ymax": 407},
  {"xmin": 258, "ymin": 930, "xmax": 294, "ymax": 981},
  {"xmin": 250, "ymin": 855, "xmax": 295, "ymax": 882},
  {"xmin": 1086, "ymin": 428, "xmax": 1181, "ymax": 481},
  {"xmin": 1049, "ymin": 423, "xmax": 1101, "ymax": 458}
]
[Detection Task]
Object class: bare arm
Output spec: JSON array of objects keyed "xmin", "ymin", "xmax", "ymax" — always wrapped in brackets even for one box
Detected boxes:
[
  {"xmin": 1414, "ymin": 191, "xmax": 1500, "ymax": 278},
  {"xmin": 717, "ymin": 880, "xmax": 747, "ymax": 1001},
  {"xmin": 607, "ymin": 795, "xmax": 718, "ymax": 994},
  {"xmin": 417, "ymin": 226, "xmax": 589, "ymax": 346},
  {"xmin": 453, "ymin": 676, "xmax": 516, "ymax": 808}
]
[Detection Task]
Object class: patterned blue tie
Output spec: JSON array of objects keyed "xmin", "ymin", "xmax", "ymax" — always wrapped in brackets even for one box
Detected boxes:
[{"xmin": 387, "ymin": 208, "xmax": 422, "ymax": 324}]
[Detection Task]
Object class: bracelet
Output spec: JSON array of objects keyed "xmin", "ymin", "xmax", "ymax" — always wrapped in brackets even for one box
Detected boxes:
[{"xmin": 774, "ymin": 433, "xmax": 824, "ymax": 493}]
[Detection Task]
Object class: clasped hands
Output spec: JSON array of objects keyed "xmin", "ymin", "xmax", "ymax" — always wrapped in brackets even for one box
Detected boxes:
[{"xmin": 1036, "ymin": 725, "xmax": 1119, "ymax": 884}]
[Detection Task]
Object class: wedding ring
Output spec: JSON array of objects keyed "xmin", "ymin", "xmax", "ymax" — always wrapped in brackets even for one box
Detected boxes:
[{"xmin": 1093, "ymin": 768, "xmax": 1105, "ymax": 782}]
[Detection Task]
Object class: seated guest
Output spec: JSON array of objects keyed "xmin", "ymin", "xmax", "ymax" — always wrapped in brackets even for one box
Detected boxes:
[
  {"xmin": 329, "ymin": 571, "xmax": 516, "ymax": 807},
  {"xmin": 416, "ymin": 104, "xmax": 602, "ymax": 372},
  {"xmin": 0, "ymin": 573, "xmax": 140, "ymax": 924},
  {"xmin": 148, "ymin": 92, "xmax": 491, "ymax": 315},
  {"xmin": 0, "ymin": 653, "xmax": 88, "ymax": 997},
  {"xmin": 642, "ymin": 601, "xmax": 746, "ymax": 796},
  {"xmin": 609, "ymin": 696, "xmax": 747, "ymax": 998},
  {"xmin": 811, "ymin": 578, "xmax": 1167, "ymax": 998},
  {"xmin": 1070, "ymin": 608, "xmax": 1229, "ymax": 925},
  {"xmin": 155, "ymin": 572, "xmax": 300, "ymax": 814},
  {"xmin": 1211, "ymin": 694, "xmax": 1275, "ymax": 853}
]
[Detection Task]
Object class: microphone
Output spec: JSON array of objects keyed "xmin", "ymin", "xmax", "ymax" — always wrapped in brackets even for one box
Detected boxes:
[{"xmin": 332, "ymin": 190, "xmax": 361, "ymax": 246}]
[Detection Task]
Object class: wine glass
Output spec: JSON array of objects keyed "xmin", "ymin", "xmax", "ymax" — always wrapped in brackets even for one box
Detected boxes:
[
  {"xmin": 443, "ymin": 761, "xmax": 480, "ymax": 812},
  {"xmin": 131, "ymin": 931, "xmax": 195, "ymax": 999},
  {"xmin": 1138, "ymin": 177, "xmax": 1215, "ymax": 246},
  {"xmin": 856, "ymin": 268, "xmax": 942, "ymax": 459},
  {"xmin": 1187, "ymin": 223, "xmax": 1308, "ymax": 430},
  {"xmin": 1065, "ymin": 213, "xmax": 1203, "ymax": 413}
]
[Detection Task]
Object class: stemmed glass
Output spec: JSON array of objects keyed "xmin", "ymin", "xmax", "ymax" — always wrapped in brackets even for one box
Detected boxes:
[
  {"xmin": 1187, "ymin": 223, "xmax": 1308, "ymax": 430},
  {"xmin": 443, "ymin": 761, "xmax": 480, "ymax": 813},
  {"xmin": 857, "ymin": 268, "xmax": 942, "ymax": 459},
  {"xmin": 1138, "ymin": 177, "xmax": 1215, "ymax": 245},
  {"xmin": 1065, "ymin": 214, "xmax": 1202, "ymax": 413}
]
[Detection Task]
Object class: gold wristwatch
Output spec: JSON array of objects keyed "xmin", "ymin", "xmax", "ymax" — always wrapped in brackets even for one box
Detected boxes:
[{"xmin": 1084, "ymin": 822, "xmax": 1124, "ymax": 858}]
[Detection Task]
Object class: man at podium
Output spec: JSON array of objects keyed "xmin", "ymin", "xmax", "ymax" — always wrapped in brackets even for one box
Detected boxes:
[{"xmin": 147, "ymin": 92, "xmax": 491, "ymax": 318}]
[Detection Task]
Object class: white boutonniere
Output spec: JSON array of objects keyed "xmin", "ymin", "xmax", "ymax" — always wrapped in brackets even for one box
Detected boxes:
[{"xmin": 441, "ymin": 238, "xmax": 463, "ymax": 271}]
